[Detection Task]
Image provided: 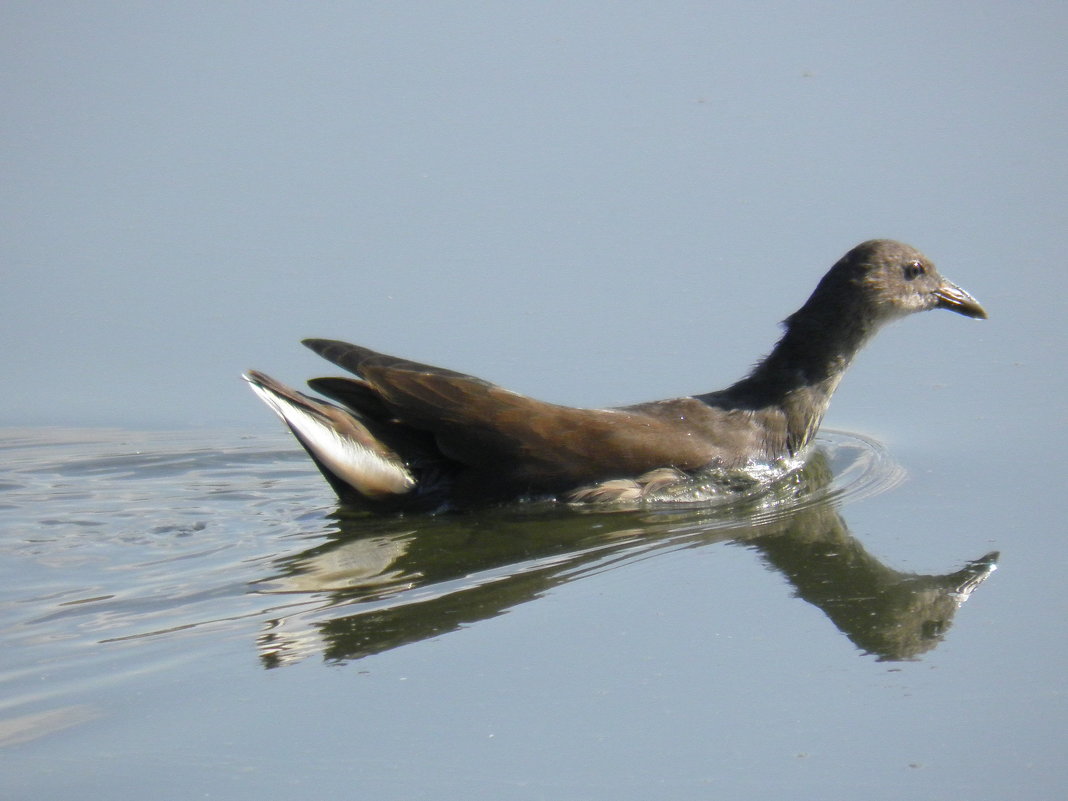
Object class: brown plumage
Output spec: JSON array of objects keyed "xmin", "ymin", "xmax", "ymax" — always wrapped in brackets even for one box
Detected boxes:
[{"xmin": 245, "ymin": 240, "xmax": 986, "ymax": 511}]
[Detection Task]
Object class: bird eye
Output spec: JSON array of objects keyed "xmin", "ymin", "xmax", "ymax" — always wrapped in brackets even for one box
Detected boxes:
[{"xmin": 903, "ymin": 260, "xmax": 926, "ymax": 280}]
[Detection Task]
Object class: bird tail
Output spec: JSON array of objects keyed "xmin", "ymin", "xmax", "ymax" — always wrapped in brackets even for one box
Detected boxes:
[{"xmin": 243, "ymin": 370, "xmax": 415, "ymax": 502}]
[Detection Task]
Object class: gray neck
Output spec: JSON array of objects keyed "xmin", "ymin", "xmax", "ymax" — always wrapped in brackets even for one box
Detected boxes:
[{"xmin": 699, "ymin": 293, "xmax": 881, "ymax": 454}]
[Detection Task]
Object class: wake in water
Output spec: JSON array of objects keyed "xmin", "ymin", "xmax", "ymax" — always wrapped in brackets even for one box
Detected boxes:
[{"xmin": 0, "ymin": 428, "xmax": 993, "ymax": 677}]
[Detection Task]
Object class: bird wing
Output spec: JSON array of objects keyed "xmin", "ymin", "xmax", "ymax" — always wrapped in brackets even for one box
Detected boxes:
[{"xmin": 303, "ymin": 339, "xmax": 723, "ymax": 484}]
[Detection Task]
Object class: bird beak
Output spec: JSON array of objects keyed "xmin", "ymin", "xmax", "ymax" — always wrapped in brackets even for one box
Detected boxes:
[{"xmin": 934, "ymin": 281, "xmax": 988, "ymax": 319}]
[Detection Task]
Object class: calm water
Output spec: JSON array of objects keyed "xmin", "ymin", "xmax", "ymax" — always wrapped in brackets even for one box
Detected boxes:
[
  {"xmin": 5, "ymin": 3, "xmax": 1065, "ymax": 798},
  {"xmin": 1, "ymin": 426, "xmax": 1029, "ymax": 800}
]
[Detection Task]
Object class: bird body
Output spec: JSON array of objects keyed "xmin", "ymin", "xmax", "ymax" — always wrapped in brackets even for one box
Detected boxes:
[{"xmin": 245, "ymin": 240, "xmax": 986, "ymax": 511}]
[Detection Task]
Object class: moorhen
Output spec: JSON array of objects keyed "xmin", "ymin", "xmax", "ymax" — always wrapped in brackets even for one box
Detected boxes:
[{"xmin": 245, "ymin": 239, "xmax": 986, "ymax": 511}]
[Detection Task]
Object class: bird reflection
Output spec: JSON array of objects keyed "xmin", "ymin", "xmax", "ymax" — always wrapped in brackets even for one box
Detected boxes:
[{"xmin": 251, "ymin": 451, "xmax": 996, "ymax": 668}]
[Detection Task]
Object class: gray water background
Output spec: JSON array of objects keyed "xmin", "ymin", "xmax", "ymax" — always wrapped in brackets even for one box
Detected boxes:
[{"xmin": 2, "ymin": 3, "xmax": 1065, "ymax": 799}]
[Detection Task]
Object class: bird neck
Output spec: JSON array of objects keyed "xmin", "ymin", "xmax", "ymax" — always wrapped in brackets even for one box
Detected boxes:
[
  {"xmin": 704, "ymin": 294, "xmax": 881, "ymax": 454},
  {"xmin": 748, "ymin": 308, "xmax": 874, "ymax": 397}
]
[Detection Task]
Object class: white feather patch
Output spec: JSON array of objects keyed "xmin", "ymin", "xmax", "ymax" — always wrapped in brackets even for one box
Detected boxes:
[{"xmin": 246, "ymin": 378, "xmax": 414, "ymax": 496}]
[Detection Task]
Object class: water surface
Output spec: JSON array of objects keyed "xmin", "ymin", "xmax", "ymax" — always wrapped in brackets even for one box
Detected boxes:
[{"xmin": 1, "ymin": 427, "xmax": 1013, "ymax": 799}]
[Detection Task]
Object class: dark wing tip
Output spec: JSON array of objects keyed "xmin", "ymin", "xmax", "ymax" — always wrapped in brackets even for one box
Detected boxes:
[{"xmin": 302, "ymin": 338, "xmax": 349, "ymax": 355}]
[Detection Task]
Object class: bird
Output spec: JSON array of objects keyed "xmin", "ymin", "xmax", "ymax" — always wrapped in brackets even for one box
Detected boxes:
[{"xmin": 245, "ymin": 239, "xmax": 986, "ymax": 512}]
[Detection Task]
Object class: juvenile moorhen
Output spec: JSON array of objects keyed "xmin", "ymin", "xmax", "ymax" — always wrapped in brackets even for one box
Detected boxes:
[{"xmin": 245, "ymin": 240, "xmax": 986, "ymax": 510}]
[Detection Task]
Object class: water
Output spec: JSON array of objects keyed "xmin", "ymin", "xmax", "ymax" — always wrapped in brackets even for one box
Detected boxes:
[
  {"xmin": 1, "ymin": 427, "xmax": 1017, "ymax": 799},
  {"xmin": 4, "ymin": 3, "xmax": 1065, "ymax": 797}
]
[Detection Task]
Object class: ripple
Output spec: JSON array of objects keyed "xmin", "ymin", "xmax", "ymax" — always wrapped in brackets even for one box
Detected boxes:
[
  {"xmin": 578, "ymin": 429, "xmax": 907, "ymax": 534},
  {"xmin": 818, "ymin": 429, "xmax": 908, "ymax": 502},
  {"xmin": 0, "ymin": 425, "xmax": 912, "ymax": 675}
]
